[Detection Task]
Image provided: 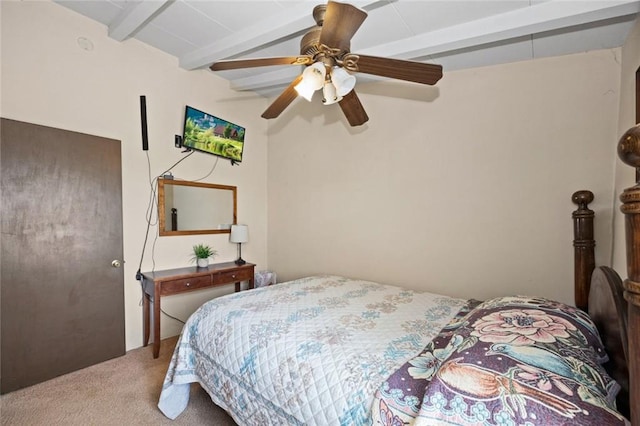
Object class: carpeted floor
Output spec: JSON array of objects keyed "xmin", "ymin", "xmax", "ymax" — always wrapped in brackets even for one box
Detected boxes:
[{"xmin": 0, "ymin": 336, "xmax": 237, "ymax": 425}]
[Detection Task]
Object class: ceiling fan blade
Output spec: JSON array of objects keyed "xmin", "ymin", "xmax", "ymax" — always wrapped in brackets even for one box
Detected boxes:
[
  {"xmin": 352, "ymin": 54, "xmax": 443, "ymax": 85},
  {"xmin": 338, "ymin": 90, "xmax": 368, "ymax": 127},
  {"xmin": 319, "ymin": 1, "xmax": 367, "ymax": 51},
  {"xmin": 261, "ymin": 75, "xmax": 304, "ymax": 119},
  {"xmin": 211, "ymin": 56, "xmax": 312, "ymax": 71}
]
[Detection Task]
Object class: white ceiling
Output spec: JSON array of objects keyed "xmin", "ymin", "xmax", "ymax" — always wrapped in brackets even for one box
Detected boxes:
[{"xmin": 55, "ymin": 0, "xmax": 640, "ymax": 98}]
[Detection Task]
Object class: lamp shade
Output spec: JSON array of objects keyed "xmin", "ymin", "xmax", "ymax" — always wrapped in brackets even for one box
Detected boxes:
[
  {"xmin": 331, "ymin": 66, "xmax": 356, "ymax": 96},
  {"xmin": 302, "ymin": 62, "xmax": 326, "ymax": 90},
  {"xmin": 294, "ymin": 80, "xmax": 316, "ymax": 102},
  {"xmin": 322, "ymin": 82, "xmax": 342, "ymax": 105},
  {"xmin": 294, "ymin": 62, "xmax": 326, "ymax": 101},
  {"xmin": 229, "ymin": 224, "xmax": 249, "ymax": 243}
]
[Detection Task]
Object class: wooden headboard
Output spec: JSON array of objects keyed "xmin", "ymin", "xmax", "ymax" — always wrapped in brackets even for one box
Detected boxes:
[
  {"xmin": 572, "ymin": 191, "xmax": 630, "ymax": 419},
  {"xmin": 572, "ymin": 123, "xmax": 640, "ymax": 426},
  {"xmin": 572, "ymin": 189, "xmax": 595, "ymax": 311}
]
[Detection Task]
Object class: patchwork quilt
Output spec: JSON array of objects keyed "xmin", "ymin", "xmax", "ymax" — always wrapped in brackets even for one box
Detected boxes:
[{"xmin": 158, "ymin": 275, "xmax": 468, "ymax": 425}]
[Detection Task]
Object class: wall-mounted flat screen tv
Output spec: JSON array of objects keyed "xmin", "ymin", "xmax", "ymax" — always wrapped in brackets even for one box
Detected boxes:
[{"xmin": 182, "ymin": 106, "xmax": 245, "ymax": 163}]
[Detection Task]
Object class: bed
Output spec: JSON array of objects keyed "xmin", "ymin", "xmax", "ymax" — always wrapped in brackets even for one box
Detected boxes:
[{"xmin": 158, "ymin": 124, "xmax": 640, "ymax": 425}]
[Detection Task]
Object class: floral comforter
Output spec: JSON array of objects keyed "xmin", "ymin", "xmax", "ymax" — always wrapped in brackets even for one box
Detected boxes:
[
  {"xmin": 372, "ymin": 295, "xmax": 627, "ymax": 426},
  {"xmin": 158, "ymin": 275, "xmax": 468, "ymax": 425}
]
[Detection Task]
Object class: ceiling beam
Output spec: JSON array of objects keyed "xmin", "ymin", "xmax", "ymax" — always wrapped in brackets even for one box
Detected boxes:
[
  {"xmin": 179, "ymin": 0, "xmax": 385, "ymax": 70},
  {"xmin": 362, "ymin": 0, "xmax": 640, "ymax": 60},
  {"xmin": 232, "ymin": 67, "xmax": 302, "ymax": 92},
  {"xmin": 108, "ymin": 1, "xmax": 171, "ymax": 42},
  {"xmin": 230, "ymin": 0, "xmax": 640, "ymax": 92}
]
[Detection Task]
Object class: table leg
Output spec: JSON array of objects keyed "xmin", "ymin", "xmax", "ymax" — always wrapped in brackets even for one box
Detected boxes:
[
  {"xmin": 235, "ymin": 274, "xmax": 255, "ymax": 292},
  {"xmin": 143, "ymin": 290, "xmax": 150, "ymax": 347},
  {"xmin": 153, "ymin": 283, "xmax": 161, "ymax": 359}
]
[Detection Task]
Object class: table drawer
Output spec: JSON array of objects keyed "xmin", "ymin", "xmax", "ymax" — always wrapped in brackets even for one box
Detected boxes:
[
  {"xmin": 161, "ymin": 275, "xmax": 212, "ymax": 295},
  {"xmin": 215, "ymin": 268, "xmax": 252, "ymax": 284}
]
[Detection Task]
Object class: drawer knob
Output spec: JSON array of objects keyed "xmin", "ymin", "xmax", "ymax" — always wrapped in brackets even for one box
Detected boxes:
[
  {"xmin": 186, "ymin": 282, "xmax": 191, "ymax": 287},
  {"xmin": 232, "ymin": 274, "xmax": 236, "ymax": 279}
]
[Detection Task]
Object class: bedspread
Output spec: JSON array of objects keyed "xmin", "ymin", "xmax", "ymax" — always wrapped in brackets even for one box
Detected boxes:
[
  {"xmin": 158, "ymin": 275, "xmax": 468, "ymax": 425},
  {"xmin": 372, "ymin": 295, "xmax": 626, "ymax": 426}
]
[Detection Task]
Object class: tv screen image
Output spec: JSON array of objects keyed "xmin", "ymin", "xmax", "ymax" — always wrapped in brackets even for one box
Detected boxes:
[{"xmin": 182, "ymin": 106, "xmax": 245, "ymax": 163}]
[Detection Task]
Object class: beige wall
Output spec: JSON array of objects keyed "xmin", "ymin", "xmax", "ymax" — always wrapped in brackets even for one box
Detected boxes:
[
  {"xmin": 612, "ymin": 18, "xmax": 640, "ymax": 275},
  {"xmin": 0, "ymin": 1, "xmax": 269, "ymax": 350},
  {"xmin": 267, "ymin": 49, "xmax": 622, "ymax": 305}
]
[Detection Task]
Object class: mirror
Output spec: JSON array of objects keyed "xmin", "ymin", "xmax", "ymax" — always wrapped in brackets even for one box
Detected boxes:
[{"xmin": 158, "ymin": 179, "xmax": 237, "ymax": 236}]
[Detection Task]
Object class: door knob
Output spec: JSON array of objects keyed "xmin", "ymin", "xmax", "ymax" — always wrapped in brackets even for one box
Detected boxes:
[{"xmin": 111, "ymin": 259, "xmax": 124, "ymax": 268}]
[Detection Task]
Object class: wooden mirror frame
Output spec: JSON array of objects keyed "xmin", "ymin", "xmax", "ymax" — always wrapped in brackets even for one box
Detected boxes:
[{"xmin": 158, "ymin": 179, "xmax": 237, "ymax": 236}]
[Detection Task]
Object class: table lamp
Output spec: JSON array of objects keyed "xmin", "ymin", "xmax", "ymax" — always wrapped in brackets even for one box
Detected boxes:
[{"xmin": 230, "ymin": 224, "xmax": 248, "ymax": 265}]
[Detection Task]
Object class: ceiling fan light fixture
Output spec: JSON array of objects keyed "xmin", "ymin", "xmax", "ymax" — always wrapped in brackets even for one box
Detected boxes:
[
  {"xmin": 210, "ymin": 2, "xmax": 443, "ymax": 127},
  {"xmin": 331, "ymin": 66, "xmax": 356, "ymax": 96},
  {"xmin": 322, "ymin": 82, "xmax": 342, "ymax": 105}
]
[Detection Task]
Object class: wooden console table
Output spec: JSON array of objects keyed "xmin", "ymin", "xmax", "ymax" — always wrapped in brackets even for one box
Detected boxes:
[{"xmin": 141, "ymin": 261, "xmax": 255, "ymax": 358}]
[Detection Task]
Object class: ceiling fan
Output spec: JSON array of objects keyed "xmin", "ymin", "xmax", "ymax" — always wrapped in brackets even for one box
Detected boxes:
[{"xmin": 210, "ymin": 1, "xmax": 443, "ymax": 127}]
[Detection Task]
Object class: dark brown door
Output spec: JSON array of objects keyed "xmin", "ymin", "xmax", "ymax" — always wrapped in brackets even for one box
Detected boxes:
[{"xmin": 1, "ymin": 118, "xmax": 125, "ymax": 394}]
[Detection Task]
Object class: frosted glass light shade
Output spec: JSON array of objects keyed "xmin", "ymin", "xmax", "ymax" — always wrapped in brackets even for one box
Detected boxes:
[
  {"xmin": 331, "ymin": 66, "xmax": 356, "ymax": 96},
  {"xmin": 322, "ymin": 82, "xmax": 342, "ymax": 105},
  {"xmin": 303, "ymin": 62, "xmax": 326, "ymax": 90},
  {"xmin": 294, "ymin": 81, "xmax": 316, "ymax": 101},
  {"xmin": 230, "ymin": 224, "xmax": 248, "ymax": 243},
  {"xmin": 295, "ymin": 62, "xmax": 326, "ymax": 101}
]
